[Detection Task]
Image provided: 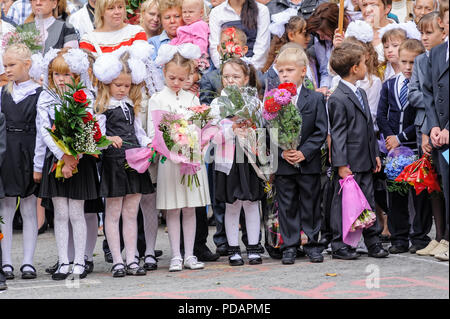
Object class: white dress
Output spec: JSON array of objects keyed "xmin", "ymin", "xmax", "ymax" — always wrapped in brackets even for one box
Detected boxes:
[{"xmin": 147, "ymin": 86, "xmax": 211, "ymax": 210}]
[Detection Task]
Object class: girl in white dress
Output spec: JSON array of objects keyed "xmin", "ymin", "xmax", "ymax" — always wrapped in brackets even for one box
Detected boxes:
[{"xmin": 148, "ymin": 43, "xmax": 210, "ymax": 272}]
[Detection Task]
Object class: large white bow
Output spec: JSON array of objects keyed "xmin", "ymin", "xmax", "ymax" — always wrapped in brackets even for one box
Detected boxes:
[
  {"xmin": 268, "ymin": 8, "xmax": 299, "ymax": 38},
  {"xmin": 154, "ymin": 43, "xmax": 202, "ymax": 66},
  {"xmin": 378, "ymin": 21, "xmax": 421, "ymax": 41},
  {"xmin": 345, "ymin": 20, "xmax": 374, "ymax": 43}
]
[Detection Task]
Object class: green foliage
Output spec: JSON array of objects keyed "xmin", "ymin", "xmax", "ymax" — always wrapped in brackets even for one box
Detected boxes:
[{"xmin": 387, "ymin": 180, "xmax": 411, "ymax": 196}]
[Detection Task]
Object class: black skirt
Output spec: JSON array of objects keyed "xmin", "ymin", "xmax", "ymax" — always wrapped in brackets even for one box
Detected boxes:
[
  {"xmin": 215, "ymin": 144, "xmax": 265, "ymax": 204},
  {"xmin": 99, "ymin": 153, "xmax": 154, "ymax": 198},
  {"xmin": 39, "ymin": 151, "xmax": 100, "ymax": 201}
]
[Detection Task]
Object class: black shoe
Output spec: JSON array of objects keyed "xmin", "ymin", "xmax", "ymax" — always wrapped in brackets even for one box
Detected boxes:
[
  {"xmin": 45, "ymin": 261, "xmax": 59, "ymax": 274},
  {"xmin": 379, "ymin": 234, "xmax": 391, "ymax": 243},
  {"xmin": 20, "ymin": 264, "xmax": 37, "ymax": 279},
  {"xmin": 409, "ymin": 245, "xmax": 425, "ymax": 254},
  {"xmin": 332, "ymin": 247, "xmax": 360, "ymax": 260},
  {"xmin": 307, "ymin": 251, "xmax": 324, "ymax": 263},
  {"xmin": 282, "ymin": 248, "xmax": 296, "ymax": 265},
  {"xmin": 368, "ymin": 244, "xmax": 389, "ymax": 258},
  {"xmin": 104, "ymin": 251, "xmax": 113, "ymax": 263},
  {"xmin": 155, "ymin": 250, "xmax": 163, "ymax": 258},
  {"xmin": 111, "ymin": 263, "xmax": 126, "ymax": 278},
  {"xmin": 0, "ymin": 281, "xmax": 7, "ymax": 291},
  {"xmin": 84, "ymin": 260, "xmax": 94, "ymax": 274},
  {"xmin": 195, "ymin": 248, "xmax": 220, "ymax": 262},
  {"xmin": 388, "ymin": 245, "xmax": 409, "ymax": 254},
  {"xmin": 143, "ymin": 255, "xmax": 158, "ymax": 271},
  {"xmin": 265, "ymin": 244, "xmax": 282, "ymax": 259},
  {"xmin": 319, "ymin": 237, "xmax": 331, "ymax": 247},
  {"xmin": 2, "ymin": 265, "xmax": 14, "ymax": 280},
  {"xmin": 70, "ymin": 263, "xmax": 88, "ymax": 279},
  {"xmin": 51, "ymin": 264, "xmax": 71, "ymax": 281},
  {"xmin": 126, "ymin": 262, "xmax": 146, "ymax": 276},
  {"xmin": 228, "ymin": 246, "xmax": 244, "ymax": 266},
  {"xmin": 38, "ymin": 218, "xmax": 48, "ymax": 235},
  {"xmin": 247, "ymin": 244, "xmax": 262, "ymax": 265},
  {"xmin": 216, "ymin": 243, "xmax": 229, "ymax": 256},
  {"xmin": 296, "ymin": 246, "xmax": 306, "ymax": 258}
]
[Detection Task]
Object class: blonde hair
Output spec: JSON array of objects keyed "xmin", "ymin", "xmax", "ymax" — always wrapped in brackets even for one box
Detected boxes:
[
  {"xmin": 159, "ymin": 0, "xmax": 183, "ymax": 14},
  {"xmin": 3, "ymin": 43, "xmax": 33, "ymax": 94},
  {"xmin": 47, "ymin": 48, "xmax": 80, "ymax": 90},
  {"xmin": 164, "ymin": 52, "xmax": 194, "ymax": 74},
  {"xmin": 95, "ymin": 52, "xmax": 143, "ymax": 115},
  {"xmin": 94, "ymin": 0, "xmax": 126, "ymax": 29},
  {"xmin": 275, "ymin": 47, "xmax": 309, "ymax": 68},
  {"xmin": 140, "ymin": 0, "xmax": 161, "ymax": 27}
]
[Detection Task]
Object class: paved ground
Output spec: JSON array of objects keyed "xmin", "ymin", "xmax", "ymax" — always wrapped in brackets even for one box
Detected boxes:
[{"xmin": 0, "ymin": 226, "xmax": 448, "ymax": 300}]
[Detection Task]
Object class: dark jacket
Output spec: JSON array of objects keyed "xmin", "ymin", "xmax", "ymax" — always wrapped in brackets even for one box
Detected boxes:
[
  {"xmin": 377, "ymin": 75, "xmax": 417, "ymax": 149},
  {"xmin": 328, "ymin": 81, "xmax": 380, "ymax": 173},
  {"xmin": 423, "ymin": 41, "xmax": 449, "ymax": 133},
  {"xmin": 408, "ymin": 53, "xmax": 429, "ymax": 134},
  {"xmin": 266, "ymin": 0, "xmax": 325, "ymax": 19},
  {"xmin": 0, "ymin": 113, "xmax": 6, "ymax": 198},
  {"xmin": 275, "ymin": 86, "xmax": 328, "ymax": 175}
]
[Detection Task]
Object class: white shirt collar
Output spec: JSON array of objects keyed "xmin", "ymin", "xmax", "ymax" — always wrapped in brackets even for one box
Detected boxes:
[
  {"xmin": 11, "ymin": 79, "xmax": 40, "ymax": 104},
  {"xmin": 340, "ymin": 79, "xmax": 359, "ymax": 94}
]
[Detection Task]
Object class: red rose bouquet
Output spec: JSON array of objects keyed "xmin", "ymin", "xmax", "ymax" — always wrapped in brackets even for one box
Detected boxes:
[{"xmin": 46, "ymin": 80, "xmax": 111, "ymax": 178}]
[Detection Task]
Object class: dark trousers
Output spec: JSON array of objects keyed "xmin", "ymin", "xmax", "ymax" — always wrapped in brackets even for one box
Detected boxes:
[
  {"xmin": 438, "ymin": 148, "xmax": 449, "ymax": 240},
  {"xmin": 320, "ymin": 174, "xmax": 334, "ymax": 242},
  {"xmin": 194, "ymin": 206, "xmax": 209, "ymax": 251},
  {"xmin": 330, "ymin": 171, "xmax": 382, "ymax": 251},
  {"xmin": 387, "ymin": 188, "xmax": 432, "ymax": 248},
  {"xmin": 275, "ymin": 173, "xmax": 323, "ymax": 254}
]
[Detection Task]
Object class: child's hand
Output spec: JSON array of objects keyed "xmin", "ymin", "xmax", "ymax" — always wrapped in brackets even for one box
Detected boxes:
[
  {"xmin": 421, "ymin": 134, "xmax": 432, "ymax": 156},
  {"xmin": 385, "ymin": 135, "xmax": 399, "ymax": 151},
  {"xmin": 62, "ymin": 164, "xmax": 74, "ymax": 179},
  {"xmin": 282, "ymin": 150, "xmax": 297, "ymax": 165},
  {"xmin": 438, "ymin": 129, "xmax": 449, "ymax": 146},
  {"xmin": 338, "ymin": 166, "xmax": 352, "ymax": 179},
  {"xmin": 373, "ymin": 156, "xmax": 381, "ymax": 173},
  {"xmin": 33, "ymin": 172, "xmax": 42, "ymax": 183},
  {"xmin": 62, "ymin": 154, "xmax": 79, "ymax": 170},
  {"xmin": 333, "ymin": 28, "xmax": 345, "ymax": 47},
  {"xmin": 107, "ymin": 136, "xmax": 123, "ymax": 148}
]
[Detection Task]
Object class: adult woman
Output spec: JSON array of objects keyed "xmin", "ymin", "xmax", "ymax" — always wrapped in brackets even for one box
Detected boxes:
[
  {"xmin": 23, "ymin": 0, "xmax": 78, "ymax": 53},
  {"xmin": 0, "ymin": 13, "xmax": 15, "ymax": 84},
  {"xmin": 209, "ymin": 0, "xmax": 271, "ymax": 70},
  {"xmin": 80, "ymin": 0, "xmax": 147, "ymax": 56},
  {"xmin": 140, "ymin": 0, "xmax": 162, "ymax": 40},
  {"xmin": 148, "ymin": 0, "xmax": 183, "ymax": 60}
]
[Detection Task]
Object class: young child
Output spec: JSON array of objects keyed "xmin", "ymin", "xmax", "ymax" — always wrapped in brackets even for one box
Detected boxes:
[
  {"xmin": 273, "ymin": 48, "xmax": 328, "ymax": 264},
  {"xmin": 93, "ymin": 50, "xmax": 154, "ymax": 278},
  {"xmin": 379, "ymin": 28, "xmax": 407, "ymax": 81},
  {"xmin": 328, "ymin": 42, "xmax": 388, "ymax": 260},
  {"xmin": 149, "ymin": 44, "xmax": 209, "ymax": 272},
  {"xmin": 36, "ymin": 48, "xmax": 99, "ymax": 280},
  {"xmin": 377, "ymin": 39, "xmax": 431, "ymax": 254},
  {"xmin": 409, "ymin": 11, "xmax": 446, "ymax": 257},
  {"xmin": 209, "ymin": 58, "xmax": 264, "ymax": 266},
  {"xmin": 0, "ymin": 44, "xmax": 42, "ymax": 281}
]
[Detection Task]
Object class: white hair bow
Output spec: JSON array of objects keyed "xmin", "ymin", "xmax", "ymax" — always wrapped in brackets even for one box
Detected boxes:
[
  {"xmin": 269, "ymin": 8, "xmax": 299, "ymax": 38},
  {"xmin": 154, "ymin": 43, "xmax": 202, "ymax": 66},
  {"xmin": 378, "ymin": 21, "xmax": 421, "ymax": 41},
  {"xmin": 345, "ymin": 20, "xmax": 374, "ymax": 43}
]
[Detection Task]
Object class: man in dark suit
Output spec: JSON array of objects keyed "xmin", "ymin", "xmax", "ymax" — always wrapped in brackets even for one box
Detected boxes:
[
  {"xmin": 423, "ymin": 2, "xmax": 449, "ymax": 261},
  {"xmin": 273, "ymin": 47, "xmax": 327, "ymax": 264},
  {"xmin": 328, "ymin": 42, "xmax": 388, "ymax": 260}
]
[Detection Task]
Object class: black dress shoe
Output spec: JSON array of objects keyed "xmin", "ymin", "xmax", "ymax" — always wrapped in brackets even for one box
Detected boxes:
[
  {"xmin": 388, "ymin": 245, "xmax": 409, "ymax": 254},
  {"xmin": 307, "ymin": 251, "xmax": 324, "ymax": 263},
  {"xmin": 69, "ymin": 263, "xmax": 88, "ymax": 280},
  {"xmin": 143, "ymin": 255, "xmax": 158, "ymax": 271},
  {"xmin": 0, "ymin": 281, "xmax": 7, "ymax": 291},
  {"xmin": 38, "ymin": 218, "xmax": 48, "ymax": 235},
  {"xmin": 282, "ymin": 248, "xmax": 296, "ymax": 265},
  {"xmin": 228, "ymin": 246, "xmax": 244, "ymax": 266},
  {"xmin": 379, "ymin": 234, "xmax": 391, "ymax": 243},
  {"xmin": 126, "ymin": 262, "xmax": 146, "ymax": 276},
  {"xmin": 195, "ymin": 248, "xmax": 220, "ymax": 262},
  {"xmin": 20, "ymin": 264, "xmax": 37, "ymax": 279},
  {"xmin": 247, "ymin": 244, "xmax": 263, "ymax": 265},
  {"xmin": 155, "ymin": 250, "xmax": 163, "ymax": 258},
  {"xmin": 409, "ymin": 245, "xmax": 425, "ymax": 254},
  {"xmin": 368, "ymin": 244, "xmax": 389, "ymax": 258},
  {"xmin": 111, "ymin": 263, "xmax": 126, "ymax": 278},
  {"xmin": 332, "ymin": 247, "xmax": 360, "ymax": 260},
  {"xmin": 2, "ymin": 265, "xmax": 14, "ymax": 280},
  {"xmin": 265, "ymin": 245, "xmax": 282, "ymax": 259},
  {"xmin": 296, "ymin": 246, "xmax": 306, "ymax": 258},
  {"xmin": 216, "ymin": 243, "xmax": 229, "ymax": 256},
  {"xmin": 45, "ymin": 261, "xmax": 59, "ymax": 274},
  {"xmin": 84, "ymin": 260, "xmax": 94, "ymax": 274},
  {"xmin": 319, "ymin": 237, "xmax": 331, "ymax": 247},
  {"xmin": 104, "ymin": 251, "xmax": 113, "ymax": 263},
  {"xmin": 51, "ymin": 264, "xmax": 71, "ymax": 281}
]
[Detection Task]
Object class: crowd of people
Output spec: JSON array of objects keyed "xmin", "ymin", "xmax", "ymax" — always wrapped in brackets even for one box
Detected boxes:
[{"xmin": 0, "ymin": 0, "xmax": 448, "ymax": 291}]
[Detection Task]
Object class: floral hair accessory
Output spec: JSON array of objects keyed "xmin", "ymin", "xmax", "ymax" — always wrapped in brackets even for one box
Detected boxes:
[{"xmin": 269, "ymin": 8, "xmax": 298, "ymax": 38}]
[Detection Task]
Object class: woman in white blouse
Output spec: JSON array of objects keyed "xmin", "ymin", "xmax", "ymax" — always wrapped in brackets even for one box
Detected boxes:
[{"xmin": 208, "ymin": 0, "xmax": 271, "ymax": 70}]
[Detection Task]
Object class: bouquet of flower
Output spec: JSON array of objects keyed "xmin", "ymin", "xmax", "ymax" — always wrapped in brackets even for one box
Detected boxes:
[
  {"xmin": 219, "ymin": 27, "xmax": 245, "ymax": 63},
  {"xmin": 188, "ymin": 104, "xmax": 214, "ymax": 129},
  {"xmin": 263, "ymin": 83, "xmax": 302, "ymax": 166},
  {"xmin": 2, "ymin": 24, "xmax": 42, "ymax": 53},
  {"xmin": 383, "ymin": 146, "xmax": 417, "ymax": 195},
  {"xmin": 196, "ymin": 54, "xmax": 211, "ymax": 74},
  {"xmin": 350, "ymin": 209, "xmax": 377, "ymax": 232},
  {"xmin": 395, "ymin": 154, "xmax": 442, "ymax": 195},
  {"xmin": 45, "ymin": 81, "xmax": 111, "ymax": 178}
]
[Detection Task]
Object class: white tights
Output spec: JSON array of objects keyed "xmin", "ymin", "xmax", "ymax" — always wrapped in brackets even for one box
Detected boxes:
[
  {"xmin": 0, "ymin": 195, "xmax": 37, "ymax": 272},
  {"xmin": 138, "ymin": 193, "xmax": 159, "ymax": 263},
  {"xmin": 166, "ymin": 207, "xmax": 196, "ymax": 260}
]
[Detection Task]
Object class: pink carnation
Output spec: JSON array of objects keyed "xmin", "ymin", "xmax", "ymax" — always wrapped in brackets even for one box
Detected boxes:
[
  {"xmin": 262, "ymin": 109, "xmax": 278, "ymax": 121},
  {"xmin": 189, "ymin": 104, "xmax": 210, "ymax": 114},
  {"xmin": 273, "ymin": 89, "xmax": 292, "ymax": 106}
]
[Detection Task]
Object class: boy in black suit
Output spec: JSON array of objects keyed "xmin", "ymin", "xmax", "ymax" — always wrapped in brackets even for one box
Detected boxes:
[
  {"xmin": 273, "ymin": 47, "xmax": 328, "ymax": 264},
  {"xmin": 328, "ymin": 42, "xmax": 389, "ymax": 260},
  {"xmin": 377, "ymin": 39, "xmax": 432, "ymax": 254}
]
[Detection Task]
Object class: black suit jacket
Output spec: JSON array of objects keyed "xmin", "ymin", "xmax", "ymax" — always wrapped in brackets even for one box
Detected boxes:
[
  {"xmin": 328, "ymin": 81, "xmax": 380, "ymax": 173},
  {"xmin": 423, "ymin": 41, "xmax": 449, "ymax": 133},
  {"xmin": 275, "ymin": 86, "xmax": 328, "ymax": 175}
]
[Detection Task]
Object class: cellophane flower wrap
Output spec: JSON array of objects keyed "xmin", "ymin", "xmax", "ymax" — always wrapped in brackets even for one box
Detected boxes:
[
  {"xmin": 2, "ymin": 24, "xmax": 42, "ymax": 53},
  {"xmin": 263, "ymin": 83, "xmax": 302, "ymax": 166},
  {"xmin": 45, "ymin": 80, "xmax": 111, "ymax": 179},
  {"xmin": 383, "ymin": 146, "xmax": 417, "ymax": 195},
  {"xmin": 394, "ymin": 154, "xmax": 442, "ymax": 195},
  {"xmin": 340, "ymin": 175, "xmax": 376, "ymax": 247}
]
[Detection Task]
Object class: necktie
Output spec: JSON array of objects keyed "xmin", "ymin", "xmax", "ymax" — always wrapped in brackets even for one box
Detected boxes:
[
  {"xmin": 399, "ymin": 78, "xmax": 409, "ymax": 109},
  {"xmin": 355, "ymin": 88, "xmax": 365, "ymax": 110}
]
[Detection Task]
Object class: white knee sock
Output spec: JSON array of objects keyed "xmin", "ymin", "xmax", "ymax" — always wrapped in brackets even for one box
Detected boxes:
[
  {"xmin": 52, "ymin": 197, "xmax": 70, "ymax": 274},
  {"xmin": 0, "ymin": 197, "xmax": 17, "ymax": 269},
  {"xmin": 166, "ymin": 209, "xmax": 182, "ymax": 259},
  {"xmin": 225, "ymin": 200, "xmax": 243, "ymax": 260},
  {"xmin": 68, "ymin": 199, "xmax": 86, "ymax": 275},
  {"xmin": 182, "ymin": 207, "xmax": 196, "ymax": 258},
  {"xmin": 140, "ymin": 193, "xmax": 159, "ymax": 263},
  {"xmin": 122, "ymin": 194, "xmax": 141, "ymax": 268},
  {"xmin": 105, "ymin": 197, "xmax": 124, "ymax": 269},
  {"xmin": 84, "ymin": 214, "xmax": 98, "ymax": 262},
  {"xmin": 242, "ymin": 201, "xmax": 261, "ymax": 259},
  {"xmin": 19, "ymin": 195, "xmax": 38, "ymax": 271}
]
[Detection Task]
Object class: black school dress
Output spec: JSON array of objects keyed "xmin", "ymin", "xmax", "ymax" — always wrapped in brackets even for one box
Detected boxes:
[
  {"xmin": 99, "ymin": 104, "xmax": 154, "ymax": 197},
  {"xmin": 0, "ymin": 87, "xmax": 42, "ymax": 197}
]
